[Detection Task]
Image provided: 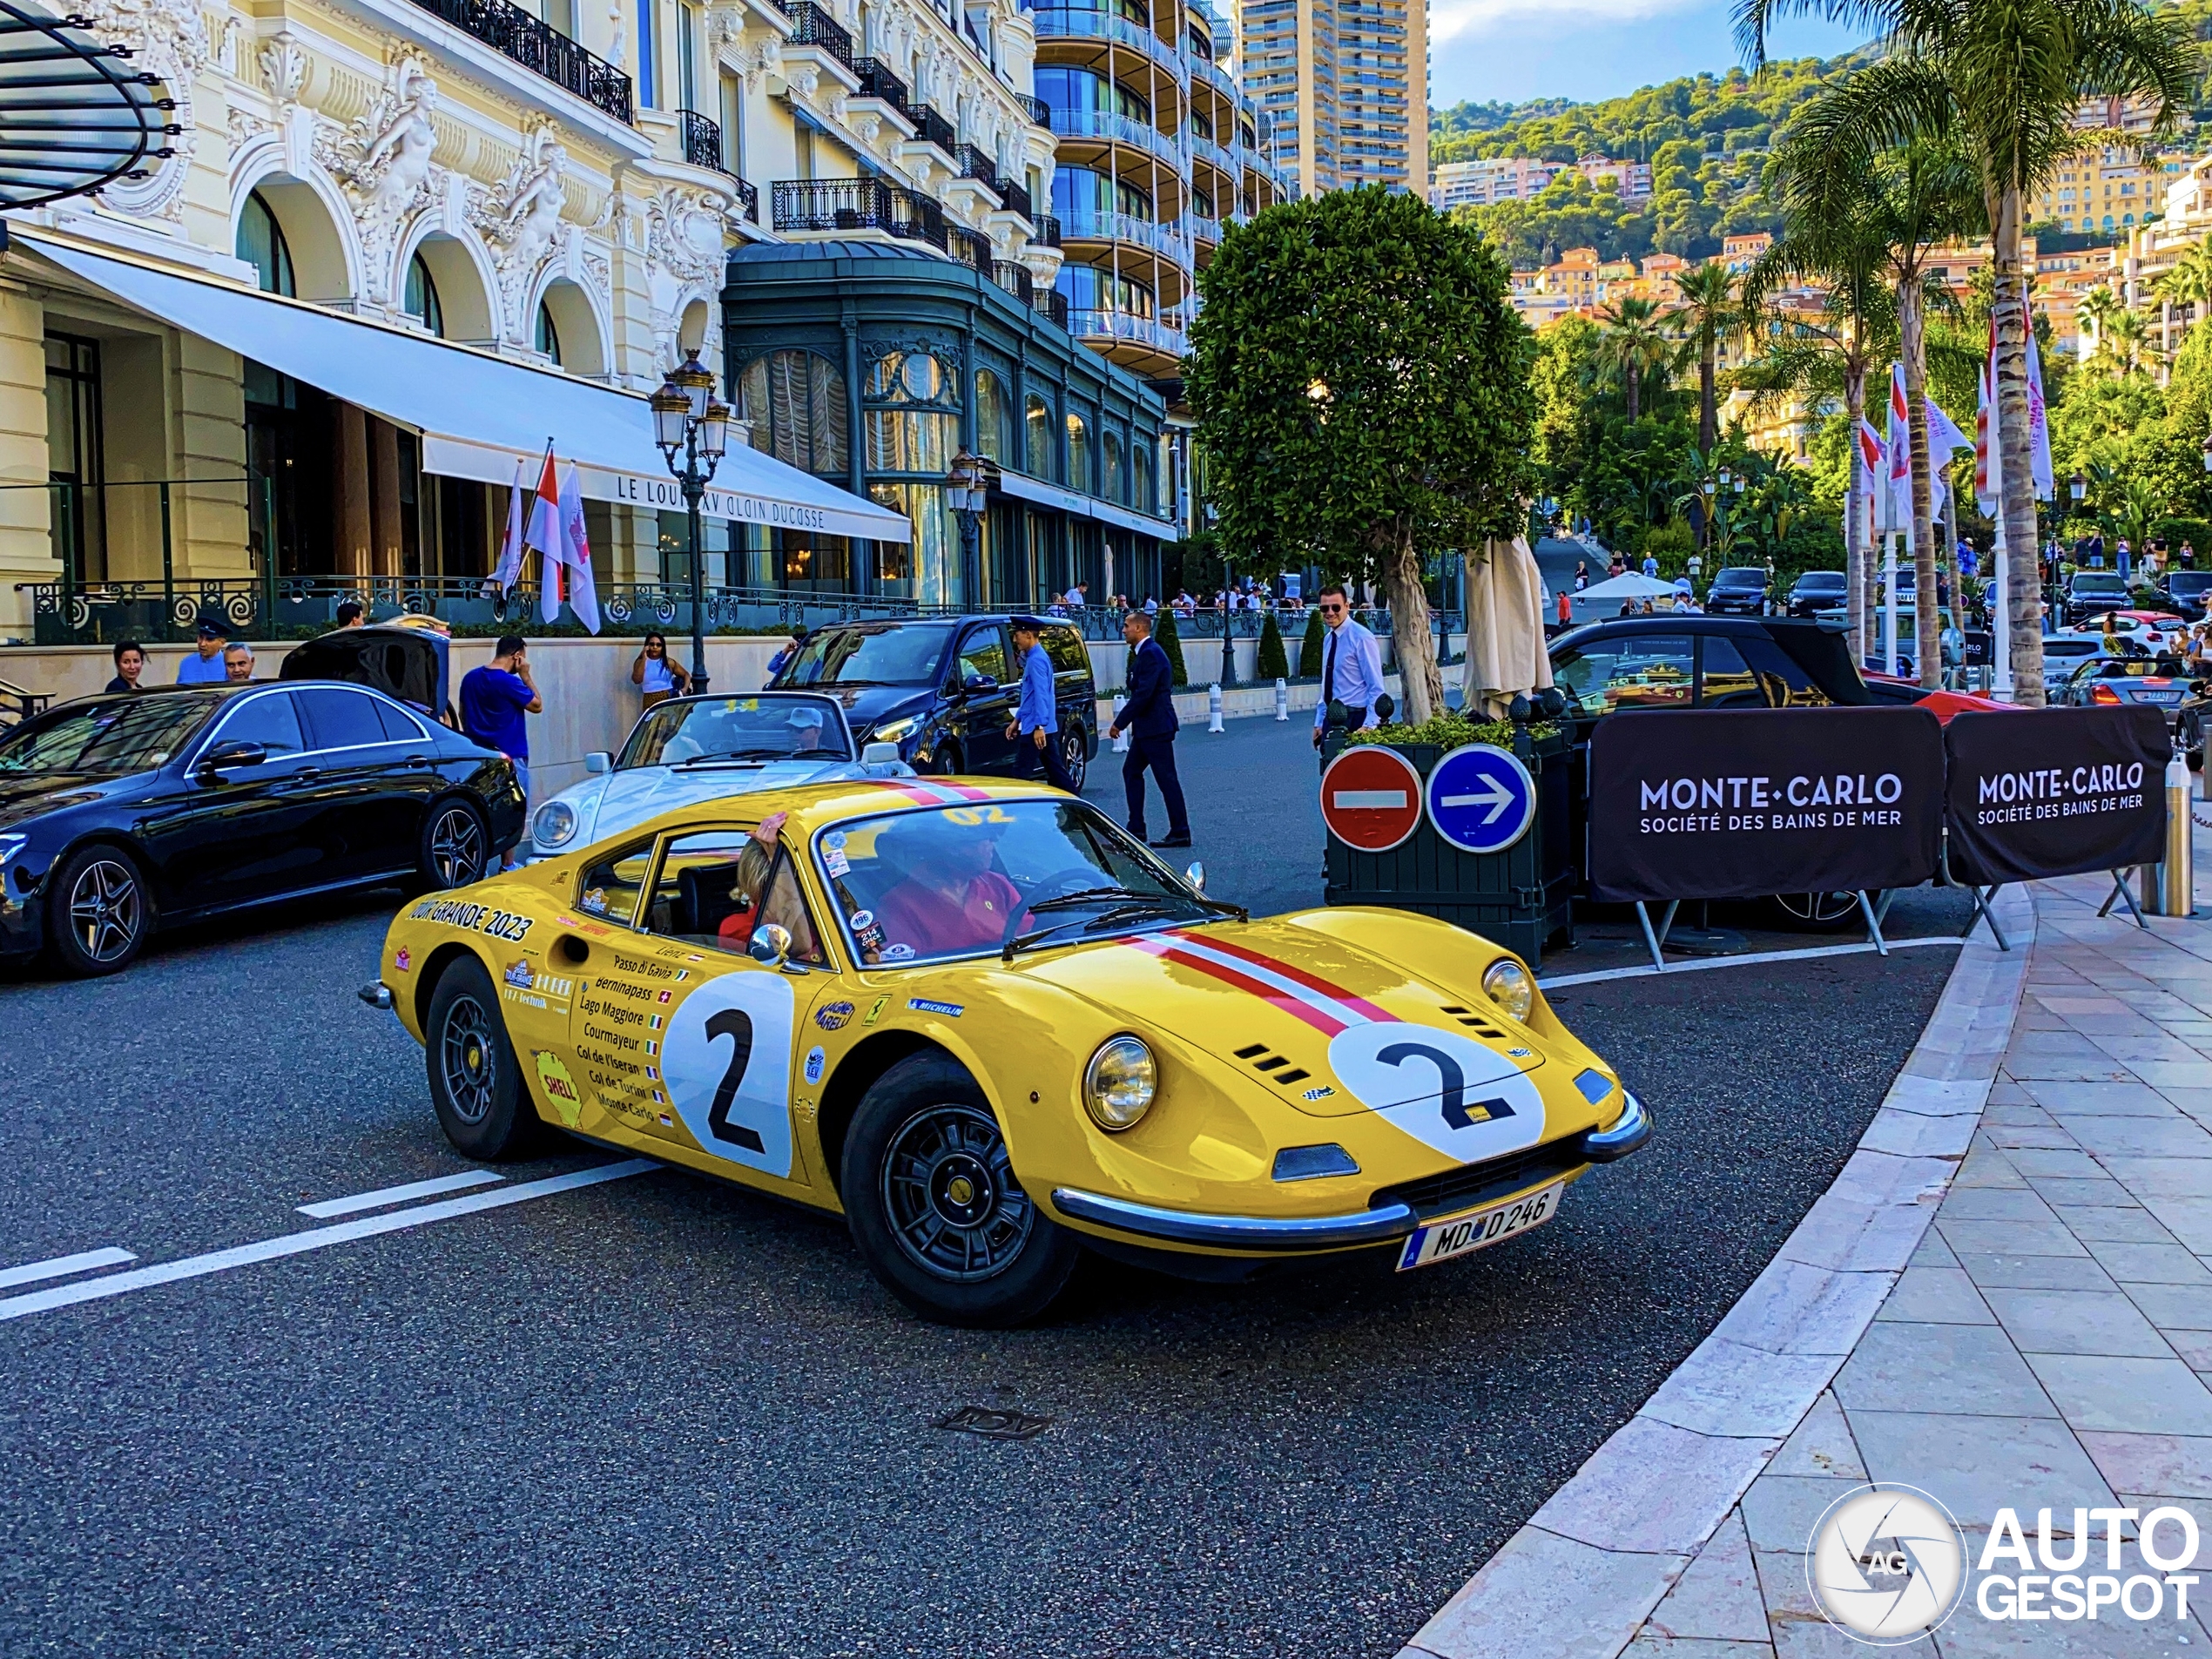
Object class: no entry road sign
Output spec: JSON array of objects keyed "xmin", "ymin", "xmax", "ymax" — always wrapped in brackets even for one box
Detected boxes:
[
  {"xmin": 1320, "ymin": 744, "xmax": 1424, "ymax": 853},
  {"xmin": 1426, "ymin": 742, "xmax": 1536, "ymax": 854}
]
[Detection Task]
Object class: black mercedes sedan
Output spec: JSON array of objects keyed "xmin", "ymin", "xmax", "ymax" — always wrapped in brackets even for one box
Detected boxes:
[{"xmin": 0, "ymin": 682, "xmax": 525, "ymax": 976}]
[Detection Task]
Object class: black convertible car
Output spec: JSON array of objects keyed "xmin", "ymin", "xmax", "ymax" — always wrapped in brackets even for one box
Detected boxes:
[{"xmin": 0, "ymin": 680, "xmax": 524, "ymax": 975}]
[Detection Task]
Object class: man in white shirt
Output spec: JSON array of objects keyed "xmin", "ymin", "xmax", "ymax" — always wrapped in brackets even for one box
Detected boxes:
[{"xmin": 1311, "ymin": 582, "xmax": 1386, "ymax": 749}]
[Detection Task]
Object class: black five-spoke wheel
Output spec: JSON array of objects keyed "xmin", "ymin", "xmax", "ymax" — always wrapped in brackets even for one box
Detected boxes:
[
  {"xmin": 47, "ymin": 843, "xmax": 148, "ymax": 976},
  {"xmin": 421, "ymin": 800, "xmax": 488, "ymax": 890}
]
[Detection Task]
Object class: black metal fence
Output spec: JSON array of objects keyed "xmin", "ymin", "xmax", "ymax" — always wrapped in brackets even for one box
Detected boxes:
[
  {"xmin": 785, "ymin": 0, "xmax": 853, "ymax": 65},
  {"xmin": 853, "ymin": 56, "xmax": 912, "ymax": 117},
  {"xmin": 678, "ymin": 107, "xmax": 723, "ymax": 172},
  {"xmin": 407, "ymin": 0, "xmax": 631, "ymax": 121},
  {"xmin": 771, "ymin": 178, "xmax": 947, "ymax": 250}
]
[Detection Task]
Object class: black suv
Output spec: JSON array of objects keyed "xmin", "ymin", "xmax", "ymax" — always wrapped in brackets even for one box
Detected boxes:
[
  {"xmin": 1785, "ymin": 570, "xmax": 1846, "ymax": 617},
  {"xmin": 2063, "ymin": 570, "xmax": 2133, "ymax": 625},
  {"xmin": 2154, "ymin": 568, "xmax": 2212, "ymax": 617},
  {"xmin": 1706, "ymin": 566, "xmax": 1770, "ymax": 615},
  {"xmin": 768, "ymin": 616, "xmax": 1098, "ymax": 786}
]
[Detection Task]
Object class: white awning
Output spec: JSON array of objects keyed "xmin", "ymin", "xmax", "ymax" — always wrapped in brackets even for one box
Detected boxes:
[
  {"xmin": 20, "ymin": 232, "xmax": 910, "ymax": 543},
  {"xmin": 995, "ymin": 468, "xmax": 1176, "ymax": 541}
]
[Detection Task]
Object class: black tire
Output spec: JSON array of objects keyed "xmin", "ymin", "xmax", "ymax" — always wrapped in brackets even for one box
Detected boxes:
[
  {"xmin": 45, "ymin": 842, "xmax": 150, "ymax": 977},
  {"xmin": 840, "ymin": 1051, "xmax": 1078, "ymax": 1327},
  {"xmin": 1769, "ymin": 891, "xmax": 1865, "ymax": 932},
  {"xmin": 1061, "ymin": 725, "xmax": 1088, "ymax": 792},
  {"xmin": 424, "ymin": 956, "xmax": 542, "ymax": 1159},
  {"xmin": 929, "ymin": 743, "xmax": 963, "ymax": 777},
  {"xmin": 417, "ymin": 797, "xmax": 489, "ymax": 891}
]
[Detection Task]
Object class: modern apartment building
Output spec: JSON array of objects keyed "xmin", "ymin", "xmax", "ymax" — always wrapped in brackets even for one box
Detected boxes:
[
  {"xmin": 1232, "ymin": 0, "xmax": 1426, "ymax": 199},
  {"xmin": 1429, "ymin": 154, "xmax": 1649, "ymax": 212},
  {"xmin": 0, "ymin": 0, "xmax": 1260, "ymax": 637}
]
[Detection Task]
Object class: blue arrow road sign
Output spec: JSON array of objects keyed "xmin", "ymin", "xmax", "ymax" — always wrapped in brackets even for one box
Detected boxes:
[{"xmin": 1426, "ymin": 742, "xmax": 1536, "ymax": 854}]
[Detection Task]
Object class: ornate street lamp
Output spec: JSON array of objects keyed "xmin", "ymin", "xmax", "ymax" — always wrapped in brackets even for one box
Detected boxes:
[
  {"xmin": 2200, "ymin": 431, "xmax": 2212, "ymax": 473},
  {"xmin": 945, "ymin": 449, "xmax": 1000, "ymax": 607},
  {"xmin": 653, "ymin": 350, "xmax": 733, "ymax": 696},
  {"xmin": 2070, "ymin": 470, "xmax": 2087, "ymax": 502}
]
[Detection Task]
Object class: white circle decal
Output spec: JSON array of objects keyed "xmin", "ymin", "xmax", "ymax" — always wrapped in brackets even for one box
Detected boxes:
[
  {"xmin": 1325, "ymin": 1023, "xmax": 1546, "ymax": 1163},
  {"xmin": 1806, "ymin": 1485, "xmax": 1968, "ymax": 1643}
]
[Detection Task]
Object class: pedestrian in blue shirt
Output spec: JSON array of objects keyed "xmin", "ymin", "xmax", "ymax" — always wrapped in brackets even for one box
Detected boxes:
[
  {"xmin": 1109, "ymin": 608, "xmax": 1189, "ymax": 846},
  {"xmin": 460, "ymin": 634, "xmax": 542, "ymax": 867},
  {"xmin": 1003, "ymin": 617, "xmax": 1075, "ymax": 791},
  {"xmin": 174, "ymin": 619, "xmax": 229, "ymax": 684}
]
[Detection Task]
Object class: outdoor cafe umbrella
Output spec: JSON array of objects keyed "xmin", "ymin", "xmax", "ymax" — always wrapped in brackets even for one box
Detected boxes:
[
  {"xmin": 1464, "ymin": 535, "xmax": 1556, "ymax": 719},
  {"xmin": 1568, "ymin": 571, "xmax": 1678, "ymax": 624}
]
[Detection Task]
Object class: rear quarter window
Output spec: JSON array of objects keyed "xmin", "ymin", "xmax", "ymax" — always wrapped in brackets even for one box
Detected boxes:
[{"xmin": 1044, "ymin": 627, "xmax": 1090, "ymax": 677}]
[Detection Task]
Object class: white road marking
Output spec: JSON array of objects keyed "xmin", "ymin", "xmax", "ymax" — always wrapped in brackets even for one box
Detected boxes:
[
  {"xmin": 297, "ymin": 1170, "xmax": 505, "ymax": 1218},
  {"xmin": 0, "ymin": 1246, "xmax": 136, "ymax": 1290},
  {"xmin": 0, "ymin": 1160, "xmax": 656, "ymax": 1325},
  {"xmin": 1332, "ymin": 790, "xmax": 1406, "ymax": 809},
  {"xmin": 1539, "ymin": 934, "xmax": 1959, "ymax": 990}
]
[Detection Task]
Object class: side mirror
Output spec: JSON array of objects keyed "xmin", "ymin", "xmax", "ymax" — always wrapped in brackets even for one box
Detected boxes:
[
  {"xmin": 747, "ymin": 923, "xmax": 792, "ymax": 968},
  {"xmin": 198, "ymin": 738, "xmax": 266, "ymax": 780},
  {"xmin": 963, "ymin": 673, "xmax": 999, "ymax": 693},
  {"xmin": 583, "ymin": 752, "xmax": 611, "ymax": 775},
  {"xmin": 1184, "ymin": 860, "xmax": 1205, "ymax": 893},
  {"xmin": 861, "ymin": 740, "xmax": 901, "ymax": 766}
]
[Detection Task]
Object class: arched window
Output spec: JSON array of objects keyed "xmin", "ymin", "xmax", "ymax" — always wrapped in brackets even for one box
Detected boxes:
[
  {"xmin": 1103, "ymin": 428, "xmax": 1123, "ymax": 502},
  {"xmin": 404, "ymin": 252, "xmax": 443, "ymax": 336},
  {"xmin": 535, "ymin": 301, "xmax": 563, "ymax": 365},
  {"xmin": 738, "ymin": 349, "xmax": 851, "ymax": 476},
  {"xmin": 863, "ymin": 348, "xmax": 957, "ymax": 474},
  {"xmin": 237, "ymin": 191, "xmax": 294, "ymax": 297},
  {"xmin": 975, "ymin": 368, "xmax": 1015, "ymax": 466},
  {"xmin": 1065, "ymin": 411, "xmax": 1090, "ymax": 495},
  {"xmin": 1025, "ymin": 394, "xmax": 1053, "ymax": 480}
]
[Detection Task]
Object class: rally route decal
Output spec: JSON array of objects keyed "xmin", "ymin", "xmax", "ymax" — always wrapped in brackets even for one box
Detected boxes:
[{"xmin": 1128, "ymin": 931, "xmax": 1547, "ymax": 1163}]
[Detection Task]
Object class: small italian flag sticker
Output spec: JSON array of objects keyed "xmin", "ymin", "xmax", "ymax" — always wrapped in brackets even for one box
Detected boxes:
[
  {"xmin": 645, "ymin": 1039, "xmax": 658, "ymax": 1055},
  {"xmin": 649, "ymin": 1014, "xmax": 664, "ymax": 1030}
]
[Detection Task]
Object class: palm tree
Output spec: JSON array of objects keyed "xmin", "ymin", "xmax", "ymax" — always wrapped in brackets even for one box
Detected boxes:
[
  {"xmin": 1762, "ymin": 130, "xmax": 1982, "ymax": 686},
  {"xmin": 1737, "ymin": 220, "xmax": 1898, "ymax": 656},
  {"xmin": 2077, "ymin": 282, "xmax": 2122, "ymax": 361},
  {"xmin": 1595, "ymin": 295, "xmax": 1677, "ymax": 422},
  {"xmin": 2091, "ymin": 306, "xmax": 2160, "ymax": 375},
  {"xmin": 1736, "ymin": 0, "xmax": 2197, "ymax": 705},
  {"xmin": 2150, "ymin": 244, "xmax": 2212, "ymax": 372},
  {"xmin": 1671, "ymin": 261, "xmax": 1742, "ymax": 460}
]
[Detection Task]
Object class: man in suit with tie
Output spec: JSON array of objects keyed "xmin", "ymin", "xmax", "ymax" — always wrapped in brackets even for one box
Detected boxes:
[
  {"xmin": 1109, "ymin": 608, "xmax": 1190, "ymax": 847},
  {"xmin": 1311, "ymin": 582, "xmax": 1386, "ymax": 752}
]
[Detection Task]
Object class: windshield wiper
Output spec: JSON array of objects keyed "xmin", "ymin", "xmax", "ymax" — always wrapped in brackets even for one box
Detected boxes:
[{"xmin": 671, "ymin": 749, "xmax": 784, "ymax": 766}]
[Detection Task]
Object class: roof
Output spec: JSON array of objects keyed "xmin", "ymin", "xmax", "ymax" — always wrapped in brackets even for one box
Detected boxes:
[{"xmin": 728, "ymin": 239, "xmax": 952, "ymax": 266}]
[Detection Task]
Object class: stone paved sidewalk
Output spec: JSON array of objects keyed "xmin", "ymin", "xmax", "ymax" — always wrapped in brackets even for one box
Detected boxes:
[{"xmin": 1628, "ymin": 870, "xmax": 2212, "ymax": 1657}]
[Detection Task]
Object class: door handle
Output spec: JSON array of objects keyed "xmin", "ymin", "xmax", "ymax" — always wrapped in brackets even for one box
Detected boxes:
[{"xmin": 293, "ymin": 766, "xmax": 321, "ymax": 779}]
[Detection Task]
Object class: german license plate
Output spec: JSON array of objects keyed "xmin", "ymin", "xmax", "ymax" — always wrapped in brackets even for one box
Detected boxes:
[{"xmin": 1396, "ymin": 1181, "xmax": 1564, "ymax": 1271}]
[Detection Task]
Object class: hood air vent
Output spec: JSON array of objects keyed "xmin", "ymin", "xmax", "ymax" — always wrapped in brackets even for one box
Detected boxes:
[{"xmin": 1233, "ymin": 1042, "xmax": 1311, "ymax": 1088}]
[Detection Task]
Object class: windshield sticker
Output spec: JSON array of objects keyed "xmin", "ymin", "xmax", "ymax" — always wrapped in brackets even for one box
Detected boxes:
[
  {"xmin": 849, "ymin": 909, "xmax": 875, "ymax": 931},
  {"xmin": 908, "ymin": 998, "xmax": 964, "ymax": 1017},
  {"xmin": 823, "ymin": 830, "xmax": 848, "ymax": 850},
  {"xmin": 883, "ymin": 942, "xmax": 914, "ymax": 961},
  {"xmin": 823, "ymin": 848, "xmax": 851, "ymax": 878},
  {"xmin": 816, "ymin": 1000, "xmax": 855, "ymax": 1030}
]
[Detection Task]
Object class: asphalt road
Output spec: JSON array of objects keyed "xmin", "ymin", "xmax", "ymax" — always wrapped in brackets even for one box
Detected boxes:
[{"xmin": 0, "ymin": 731, "xmax": 1964, "ymax": 1658}]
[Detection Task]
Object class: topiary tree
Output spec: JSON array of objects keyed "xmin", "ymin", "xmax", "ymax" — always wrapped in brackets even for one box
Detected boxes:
[
  {"xmin": 1295, "ymin": 607, "xmax": 1325, "ymax": 678},
  {"xmin": 1189, "ymin": 186, "xmax": 1537, "ymax": 723},
  {"xmin": 1256, "ymin": 611, "xmax": 1289, "ymax": 679},
  {"xmin": 1153, "ymin": 607, "xmax": 1190, "ymax": 687}
]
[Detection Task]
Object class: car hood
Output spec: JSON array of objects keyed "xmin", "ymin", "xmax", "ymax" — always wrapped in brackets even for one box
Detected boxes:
[
  {"xmin": 811, "ymin": 685, "xmax": 934, "ymax": 732},
  {"xmin": 549, "ymin": 759, "xmax": 880, "ymax": 847},
  {"xmin": 0, "ymin": 771, "xmax": 132, "ymax": 831},
  {"xmin": 1018, "ymin": 918, "xmax": 1548, "ymax": 1120}
]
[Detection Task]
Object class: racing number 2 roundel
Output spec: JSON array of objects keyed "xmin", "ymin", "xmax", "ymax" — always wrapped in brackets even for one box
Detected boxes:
[{"xmin": 659, "ymin": 971, "xmax": 798, "ymax": 1180}]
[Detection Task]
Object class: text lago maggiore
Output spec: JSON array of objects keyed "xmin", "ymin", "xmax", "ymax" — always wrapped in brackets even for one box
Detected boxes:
[{"xmin": 1638, "ymin": 772, "xmax": 1906, "ymax": 834}]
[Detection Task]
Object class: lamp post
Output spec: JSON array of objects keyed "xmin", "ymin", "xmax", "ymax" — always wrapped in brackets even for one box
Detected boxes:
[
  {"xmin": 2200, "ymin": 431, "xmax": 2212, "ymax": 474},
  {"xmin": 1218, "ymin": 548, "xmax": 1238, "ymax": 689},
  {"xmin": 651, "ymin": 350, "xmax": 732, "ymax": 697},
  {"xmin": 946, "ymin": 449, "xmax": 1000, "ymax": 610}
]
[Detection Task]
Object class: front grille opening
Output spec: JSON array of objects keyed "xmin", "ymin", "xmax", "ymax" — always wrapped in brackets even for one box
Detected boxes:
[{"xmin": 1370, "ymin": 1136, "xmax": 1590, "ymax": 1221}]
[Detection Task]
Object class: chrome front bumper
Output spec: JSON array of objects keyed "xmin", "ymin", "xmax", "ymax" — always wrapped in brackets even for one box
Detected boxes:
[{"xmin": 1049, "ymin": 1091, "xmax": 1653, "ymax": 1252}]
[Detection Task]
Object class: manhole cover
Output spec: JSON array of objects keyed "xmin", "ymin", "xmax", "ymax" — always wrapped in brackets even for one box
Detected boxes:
[{"xmin": 935, "ymin": 1406, "xmax": 1051, "ymax": 1440}]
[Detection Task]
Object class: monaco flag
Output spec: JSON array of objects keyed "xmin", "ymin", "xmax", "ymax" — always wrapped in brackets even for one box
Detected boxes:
[{"xmin": 532, "ymin": 450, "xmax": 564, "ymax": 625}]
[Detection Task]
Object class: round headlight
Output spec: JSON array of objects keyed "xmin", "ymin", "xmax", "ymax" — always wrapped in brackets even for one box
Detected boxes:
[
  {"xmin": 1482, "ymin": 958, "xmax": 1534, "ymax": 1023},
  {"xmin": 1083, "ymin": 1035, "xmax": 1157, "ymax": 1131},
  {"xmin": 533, "ymin": 799, "xmax": 578, "ymax": 849}
]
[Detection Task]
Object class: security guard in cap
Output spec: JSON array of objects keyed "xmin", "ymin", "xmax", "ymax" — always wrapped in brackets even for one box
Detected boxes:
[{"xmin": 1004, "ymin": 615, "xmax": 1076, "ymax": 792}]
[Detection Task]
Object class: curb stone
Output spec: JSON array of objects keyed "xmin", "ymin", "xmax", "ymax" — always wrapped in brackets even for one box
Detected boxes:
[{"xmin": 1399, "ymin": 887, "xmax": 2036, "ymax": 1659}]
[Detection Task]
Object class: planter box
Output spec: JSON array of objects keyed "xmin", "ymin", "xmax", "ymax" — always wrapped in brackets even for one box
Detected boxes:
[{"xmin": 1322, "ymin": 731, "xmax": 1576, "ymax": 965}]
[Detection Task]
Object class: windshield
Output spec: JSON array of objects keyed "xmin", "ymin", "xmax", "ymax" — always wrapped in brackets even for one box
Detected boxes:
[
  {"xmin": 813, "ymin": 799, "xmax": 1207, "ymax": 966},
  {"xmin": 777, "ymin": 624, "xmax": 955, "ymax": 688},
  {"xmin": 1713, "ymin": 569, "xmax": 1764, "ymax": 588},
  {"xmin": 2074, "ymin": 575, "xmax": 2128, "ymax": 593},
  {"xmin": 0, "ymin": 693, "xmax": 220, "ymax": 776},
  {"xmin": 2095, "ymin": 658, "xmax": 2186, "ymax": 678},
  {"xmin": 1794, "ymin": 573, "xmax": 1844, "ymax": 590},
  {"xmin": 2169, "ymin": 573, "xmax": 2212, "ymax": 593},
  {"xmin": 617, "ymin": 694, "xmax": 851, "ymax": 768}
]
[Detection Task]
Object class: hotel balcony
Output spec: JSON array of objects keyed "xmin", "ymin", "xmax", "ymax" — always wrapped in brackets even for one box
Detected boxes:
[{"xmin": 405, "ymin": 0, "xmax": 632, "ymax": 121}]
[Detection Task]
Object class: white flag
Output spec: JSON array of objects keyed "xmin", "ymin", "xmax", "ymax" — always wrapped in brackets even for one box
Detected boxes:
[
  {"xmin": 557, "ymin": 464, "xmax": 601, "ymax": 635},
  {"xmin": 2026, "ymin": 321, "xmax": 2054, "ymax": 499},
  {"xmin": 488, "ymin": 458, "xmax": 529, "ymax": 595}
]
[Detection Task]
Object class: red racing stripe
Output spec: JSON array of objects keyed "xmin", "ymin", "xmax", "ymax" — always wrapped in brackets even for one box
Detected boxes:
[
  {"xmin": 1168, "ymin": 930, "xmax": 1398, "ymax": 1024},
  {"xmin": 1130, "ymin": 936, "xmax": 1349, "ymax": 1035}
]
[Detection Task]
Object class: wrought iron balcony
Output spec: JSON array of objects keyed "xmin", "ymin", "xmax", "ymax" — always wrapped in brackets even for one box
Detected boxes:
[
  {"xmin": 734, "ymin": 176, "xmax": 759, "ymax": 222},
  {"xmin": 991, "ymin": 260, "xmax": 1035, "ymax": 305},
  {"xmin": 954, "ymin": 143, "xmax": 1000, "ymax": 194},
  {"xmin": 997, "ymin": 178, "xmax": 1032, "ymax": 221},
  {"xmin": 679, "ymin": 108, "xmax": 724, "ymax": 172},
  {"xmin": 951, "ymin": 226, "xmax": 994, "ymax": 272},
  {"xmin": 1033, "ymin": 213, "xmax": 1062, "ymax": 248},
  {"xmin": 852, "ymin": 56, "xmax": 913, "ymax": 117},
  {"xmin": 786, "ymin": 0, "xmax": 853, "ymax": 68},
  {"xmin": 1035, "ymin": 288, "xmax": 1069, "ymax": 327},
  {"xmin": 1017, "ymin": 94, "xmax": 1050, "ymax": 126},
  {"xmin": 907, "ymin": 102, "xmax": 956, "ymax": 154},
  {"xmin": 406, "ymin": 0, "xmax": 631, "ymax": 122},
  {"xmin": 772, "ymin": 177, "xmax": 946, "ymax": 251}
]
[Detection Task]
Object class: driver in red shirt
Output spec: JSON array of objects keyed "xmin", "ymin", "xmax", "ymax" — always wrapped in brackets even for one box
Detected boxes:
[{"xmin": 866, "ymin": 819, "xmax": 1028, "ymax": 961}]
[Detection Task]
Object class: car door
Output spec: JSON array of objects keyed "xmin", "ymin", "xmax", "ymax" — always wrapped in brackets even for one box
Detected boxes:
[
  {"xmin": 949, "ymin": 625, "xmax": 1015, "ymax": 772},
  {"xmin": 138, "ymin": 689, "xmax": 322, "ymax": 912},
  {"xmin": 1695, "ymin": 636, "xmax": 1770, "ymax": 709},
  {"xmin": 290, "ymin": 685, "xmax": 424, "ymax": 884}
]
